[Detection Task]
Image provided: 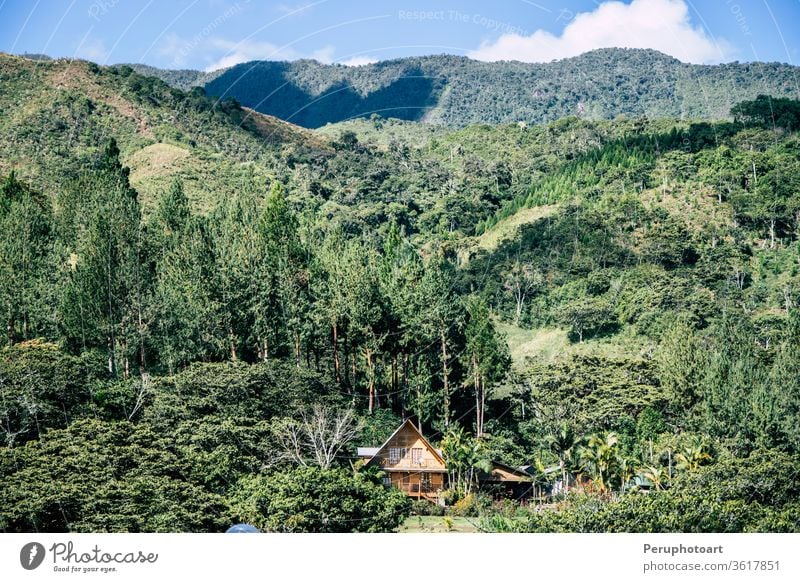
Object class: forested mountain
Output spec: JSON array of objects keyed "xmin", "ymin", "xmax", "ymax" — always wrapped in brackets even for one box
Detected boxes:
[
  {"xmin": 0, "ymin": 53, "xmax": 323, "ymax": 212},
  {"xmin": 1, "ymin": 51, "xmax": 800, "ymax": 533},
  {"xmin": 132, "ymin": 49, "xmax": 800, "ymax": 128},
  {"xmin": 123, "ymin": 63, "xmax": 219, "ymax": 91}
]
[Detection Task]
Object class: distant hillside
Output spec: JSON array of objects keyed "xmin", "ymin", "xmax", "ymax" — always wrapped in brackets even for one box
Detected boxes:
[
  {"xmin": 125, "ymin": 63, "xmax": 220, "ymax": 91},
  {"xmin": 0, "ymin": 53, "xmax": 325, "ymax": 212},
  {"xmin": 131, "ymin": 49, "xmax": 800, "ymax": 128}
]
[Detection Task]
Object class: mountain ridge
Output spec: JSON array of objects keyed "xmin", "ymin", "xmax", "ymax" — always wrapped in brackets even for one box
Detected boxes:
[
  {"xmin": 0, "ymin": 52, "xmax": 325, "ymax": 212},
  {"xmin": 115, "ymin": 48, "xmax": 800, "ymax": 128}
]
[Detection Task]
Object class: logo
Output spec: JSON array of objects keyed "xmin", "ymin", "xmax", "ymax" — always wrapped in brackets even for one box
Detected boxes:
[{"xmin": 20, "ymin": 542, "xmax": 46, "ymax": 570}]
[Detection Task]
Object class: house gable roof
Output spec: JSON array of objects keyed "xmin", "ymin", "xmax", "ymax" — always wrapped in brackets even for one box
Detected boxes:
[
  {"xmin": 480, "ymin": 460, "xmax": 533, "ymax": 482},
  {"xmin": 363, "ymin": 419, "xmax": 446, "ymax": 467}
]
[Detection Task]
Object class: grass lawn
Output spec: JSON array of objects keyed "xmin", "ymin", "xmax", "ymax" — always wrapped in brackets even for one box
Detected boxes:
[
  {"xmin": 398, "ymin": 515, "xmax": 482, "ymax": 533},
  {"xmin": 495, "ymin": 320, "xmax": 652, "ymax": 370}
]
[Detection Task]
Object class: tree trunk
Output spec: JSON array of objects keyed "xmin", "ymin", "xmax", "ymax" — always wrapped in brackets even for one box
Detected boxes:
[
  {"xmin": 769, "ymin": 218, "xmax": 776, "ymax": 249},
  {"xmin": 473, "ymin": 355, "xmax": 481, "ymax": 436},
  {"xmin": 440, "ymin": 329, "xmax": 450, "ymax": 426},
  {"xmin": 332, "ymin": 323, "xmax": 341, "ymax": 385},
  {"xmin": 351, "ymin": 351, "xmax": 357, "ymax": 388},
  {"xmin": 479, "ymin": 376, "xmax": 486, "ymax": 437},
  {"xmin": 107, "ymin": 335, "xmax": 116, "ymax": 375},
  {"xmin": 294, "ymin": 330, "xmax": 300, "ymax": 367},
  {"xmin": 402, "ymin": 352, "xmax": 409, "ymax": 394},
  {"xmin": 391, "ymin": 355, "xmax": 398, "ymax": 396},
  {"xmin": 366, "ymin": 348, "xmax": 374, "ymax": 414},
  {"xmin": 228, "ymin": 327, "xmax": 237, "ymax": 361}
]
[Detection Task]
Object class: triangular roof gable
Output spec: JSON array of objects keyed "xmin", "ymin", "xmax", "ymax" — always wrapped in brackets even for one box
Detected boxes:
[{"xmin": 365, "ymin": 419, "xmax": 446, "ymax": 467}]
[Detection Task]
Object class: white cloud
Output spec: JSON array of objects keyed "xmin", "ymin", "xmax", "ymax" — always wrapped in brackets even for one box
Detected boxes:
[
  {"xmin": 203, "ymin": 38, "xmax": 301, "ymax": 71},
  {"xmin": 468, "ymin": 0, "xmax": 734, "ymax": 65},
  {"xmin": 339, "ymin": 55, "xmax": 379, "ymax": 67},
  {"xmin": 75, "ymin": 37, "xmax": 109, "ymax": 63},
  {"xmin": 200, "ymin": 40, "xmax": 339, "ymax": 71},
  {"xmin": 274, "ymin": 3, "xmax": 314, "ymax": 17},
  {"xmin": 158, "ymin": 33, "xmax": 189, "ymax": 67},
  {"xmin": 310, "ymin": 45, "xmax": 336, "ymax": 64}
]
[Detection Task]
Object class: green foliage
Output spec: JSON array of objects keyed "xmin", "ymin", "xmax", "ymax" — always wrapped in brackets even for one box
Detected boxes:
[
  {"xmin": 523, "ymin": 355, "xmax": 664, "ymax": 433},
  {"xmin": 2, "ymin": 51, "xmax": 800, "ymax": 532},
  {"xmin": 196, "ymin": 49, "xmax": 799, "ymax": 129},
  {"xmin": 0, "ymin": 172, "xmax": 56, "ymax": 344},
  {"xmin": 410, "ymin": 499, "xmax": 445, "ymax": 516},
  {"xmin": 230, "ymin": 467, "xmax": 410, "ymax": 532},
  {"xmin": 732, "ymin": 95, "xmax": 800, "ymax": 131},
  {"xmin": 57, "ymin": 140, "xmax": 147, "ymax": 375},
  {"xmin": 358, "ymin": 408, "xmax": 403, "ymax": 447},
  {"xmin": 485, "ymin": 451, "xmax": 800, "ymax": 533},
  {"xmin": 0, "ymin": 341, "xmax": 107, "ymax": 445},
  {"xmin": 441, "ymin": 426, "xmax": 491, "ymax": 496},
  {"xmin": 0, "ymin": 419, "xmax": 232, "ymax": 532},
  {"xmin": 449, "ymin": 493, "xmax": 481, "ymax": 517},
  {"xmin": 557, "ymin": 296, "xmax": 618, "ymax": 343}
]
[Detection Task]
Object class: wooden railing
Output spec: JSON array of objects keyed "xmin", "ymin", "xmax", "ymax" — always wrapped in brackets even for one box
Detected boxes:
[
  {"xmin": 397, "ymin": 483, "xmax": 439, "ymax": 497},
  {"xmin": 380, "ymin": 458, "xmax": 437, "ymax": 469}
]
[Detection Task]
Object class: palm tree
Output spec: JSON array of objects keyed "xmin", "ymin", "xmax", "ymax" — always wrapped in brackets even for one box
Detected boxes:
[
  {"xmin": 441, "ymin": 426, "xmax": 490, "ymax": 496},
  {"xmin": 675, "ymin": 437, "xmax": 712, "ymax": 472},
  {"xmin": 639, "ymin": 465, "xmax": 670, "ymax": 491},
  {"xmin": 618, "ymin": 456, "xmax": 637, "ymax": 493},
  {"xmin": 547, "ymin": 422, "xmax": 576, "ymax": 494},
  {"xmin": 579, "ymin": 432, "xmax": 620, "ymax": 494}
]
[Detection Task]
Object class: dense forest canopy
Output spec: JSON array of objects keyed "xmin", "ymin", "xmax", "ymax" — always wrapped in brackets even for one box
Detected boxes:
[
  {"xmin": 1, "ymin": 52, "xmax": 799, "ymax": 532},
  {"xmin": 130, "ymin": 48, "xmax": 800, "ymax": 128}
]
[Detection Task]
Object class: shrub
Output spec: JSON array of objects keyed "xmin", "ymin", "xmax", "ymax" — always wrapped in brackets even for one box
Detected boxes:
[
  {"xmin": 231, "ymin": 467, "xmax": 411, "ymax": 533},
  {"xmin": 482, "ymin": 451, "xmax": 800, "ymax": 532},
  {"xmin": 450, "ymin": 493, "xmax": 480, "ymax": 517}
]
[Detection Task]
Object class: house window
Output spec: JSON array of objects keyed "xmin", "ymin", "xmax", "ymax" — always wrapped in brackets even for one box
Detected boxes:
[
  {"xmin": 382, "ymin": 476, "xmax": 392, "ymax": 487},
  {"xmin": 388, "ymin": 447, "xmax": 405, "ymax": 463},
  {"xmin": 411, "ymin": 448, "xmax": 422, "ymax": 464}
]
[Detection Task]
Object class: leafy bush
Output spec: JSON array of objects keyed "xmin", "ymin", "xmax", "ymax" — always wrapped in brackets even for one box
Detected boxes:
[
  {"xmin": 484, "ymin": 451, "xmax": 800, "ymax": 532},
  {"xmin": 231, "ymin": 467, "xmax": 411, "ymax": 532},
  {"xmin": 0, "ymin": 419, "xmax": 232, "ymax": 532},
  {"xmin": 410, "ymin": 500, "xmax": 444, "ymax": 516},
  {"xmin": 449, "ymin": 493, "xmax": 481, "ymax": 517}
]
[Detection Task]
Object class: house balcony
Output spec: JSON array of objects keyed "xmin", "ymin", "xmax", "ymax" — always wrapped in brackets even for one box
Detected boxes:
[
  {"xmin": 396, "ymin": 482, "xmax": 441, "ymax": 500},
  {"xmin": 378, "ymin": 458, "xmax": 440, "ymax": 470}
]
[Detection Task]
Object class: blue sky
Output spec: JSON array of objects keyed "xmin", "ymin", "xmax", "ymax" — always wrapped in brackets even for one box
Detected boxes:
[{"xmin": 1, "ymin": 0, "xmax": 798, "ymax": 71}]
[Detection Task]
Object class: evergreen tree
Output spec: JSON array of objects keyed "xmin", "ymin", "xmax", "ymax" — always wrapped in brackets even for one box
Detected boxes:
[
  {"xmin": 58, "ymin": 140, "xmax": 148, "ymax": 375},
  {"xmin": 464, "ymin": 295, "xmax": 510, "ymax": 436},
  {"xmin": 150, "ymin": 181, "xmax": 223, "ymax": 371},
  {"xmin": 0, "ymin": 173, "xmax": 56, "ymax": 344}
]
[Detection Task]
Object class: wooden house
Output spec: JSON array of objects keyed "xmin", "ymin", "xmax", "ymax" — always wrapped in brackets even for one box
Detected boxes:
[
  {"xmin": 478, "ymin": 461, "xmax": 535, "ymax": 500},
  {"xmin": 358, "ymin": 419, "xmax": 537, "ymax": 503},
  {"xmin": 357, "ymin": 419, "xmax": 447, "ymax": 502}
]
